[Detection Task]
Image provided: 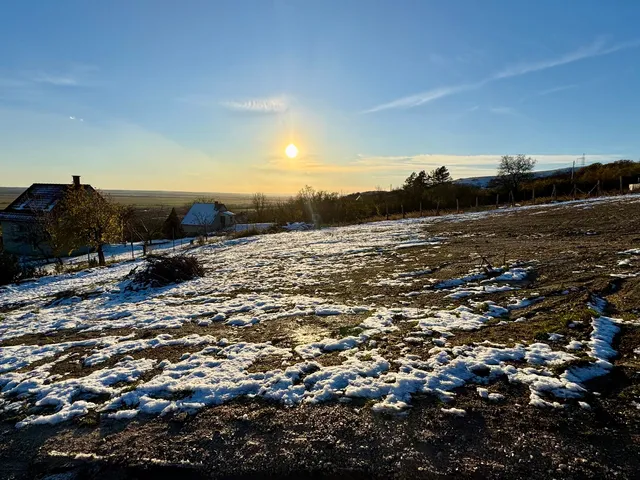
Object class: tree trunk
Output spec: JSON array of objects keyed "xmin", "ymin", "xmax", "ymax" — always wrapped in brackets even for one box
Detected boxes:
[{"xmin": 97, "ymin": 245, "xmax": 106, "ymax": 266}]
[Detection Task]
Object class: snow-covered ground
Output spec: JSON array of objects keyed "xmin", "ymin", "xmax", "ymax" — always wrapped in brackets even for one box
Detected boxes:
[
  {"xmin": 29, "ymin": 237, "xmax": 197, "ymax": 273},
  {"xmin": 1, "ymin": 194, "xmax": 638, "ymax": 427}
]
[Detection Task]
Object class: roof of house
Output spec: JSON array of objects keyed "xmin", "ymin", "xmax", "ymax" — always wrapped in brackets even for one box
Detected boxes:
[
  {"xmin": 181, "ymin": 203, "xmax": 223, "ymax": 226},
  {"xmin": 0, "ymin": 183, "xmax": 96, "ymax": 223}
]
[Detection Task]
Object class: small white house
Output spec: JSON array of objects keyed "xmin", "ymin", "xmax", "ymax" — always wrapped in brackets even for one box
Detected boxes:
[{"xmin": 181, "ymin": 202, "xmax": 236, "ymax": 235}]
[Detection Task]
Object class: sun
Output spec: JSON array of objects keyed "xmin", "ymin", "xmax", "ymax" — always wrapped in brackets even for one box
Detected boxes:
[{"xmin": 285, "ymin": 143, "xmax": 298, "ymax": 158}]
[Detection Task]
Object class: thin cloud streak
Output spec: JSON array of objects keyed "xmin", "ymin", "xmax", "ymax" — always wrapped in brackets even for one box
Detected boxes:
[
  {"xmin": 31, "ymin": 73, "xmax": 79, "ymax": 86},
  {"xmin": 363, "ymin": 84, "xmax": 476, "ymax": 113},
  {"xmin": 492, "ymin": 37, "xmax": 640, "ymax": 79},
  {"xmin": 221, "ymin": 96, "xmax": 289, "ymax": 114},
  {"xmin": 537, "ymin": 84, "xmax": 580, "ymax": 96},
  {"xmin": 364, "ymin": 37, "xmax": 640, "ymax": 113},
  {"xmin": 260, "ymin": 153, "xmax": 625, "ymax": 176}
]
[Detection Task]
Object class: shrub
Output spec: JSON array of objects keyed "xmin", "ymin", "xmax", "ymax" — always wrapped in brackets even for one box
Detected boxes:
[
  {"xmin": 229, "ymin": 228, "xmax": 260, "ymax": 239},
  {"xmin": 127, "ymin": 254, "xmax": 204, "ymax": 289},
  {"xmin": 263, "ymin": 224, "xmax": 284, "ymax": 234},
  {"xmin": 0, "ymin": 252, "xmax": 36, "ymax": 286}
]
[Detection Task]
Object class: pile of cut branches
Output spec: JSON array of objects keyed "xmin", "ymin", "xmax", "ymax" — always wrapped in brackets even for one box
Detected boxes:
[{"xmin": 126, "ymin": 254, "xmax": 204, "ymax": 289}]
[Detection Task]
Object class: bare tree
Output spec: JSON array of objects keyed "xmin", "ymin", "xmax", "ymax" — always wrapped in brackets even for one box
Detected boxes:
[
  {"xmin": 129, "ymin": 207, "xmax": 166, "ymax": 247},
  {"xmin": 192, "ymin": 210, "xmax": 215, "ymax": 238},
  {"xmin": 252, "ymin": 193, "xmax": 268, "ymax": 222},
  {"xmin": 497, "ymin": 154, "xmax": 536, "ymax": 194}
]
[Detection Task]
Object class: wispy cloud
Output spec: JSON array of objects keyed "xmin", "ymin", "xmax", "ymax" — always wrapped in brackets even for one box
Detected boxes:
[
  {"xmin": 31, "ymin": 73, "xmax": 79, "ymax": 86},
  {"xmin": 0, "ymin": 64, "xmax": 100, "ymax": 89},
  {"xmin": 351, "ymin": 153, "xmax": 625, "ymax": 176},
  {"xmin": 364, "ymin": 37, "xmax": 640, "ymax": 113},
  {"xmin": 537, "ymin": 84, "xmax": 579, "ymax": 96},
  {"xmin": 221, "ymin": 96, "xmax": 289, "ymax": 114},
  {"xmin": 492, "ymin": 37, "xmax": 639, "ymax": 79},
  {"xmin": 259, "ymin": 153, "xmax": 625, "ymax": 179},
  {"xmin": 363, "ymin": 85, "xmax": 475, "ymax": 113}
]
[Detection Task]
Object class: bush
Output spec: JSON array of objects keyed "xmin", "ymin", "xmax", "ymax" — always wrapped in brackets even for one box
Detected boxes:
[
  {"xmin": 0, "ymin": 252, "xmax": 36, "ymax": 286},
  {"xmin": 263, "ymin": 224, "xmax": 284, "ymax": 234},
  {"xmin": 127, "ymin": 254, "xmax": 204, "ymax": 289},
  {"xmin": 229, "ymin": 228, "xmax": 260, "ymax": 239}
]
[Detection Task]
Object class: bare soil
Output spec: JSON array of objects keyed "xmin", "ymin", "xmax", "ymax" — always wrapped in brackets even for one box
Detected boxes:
[{"xmin": 2, "ymin": 199, "xmax": 640, "ymax": 479}]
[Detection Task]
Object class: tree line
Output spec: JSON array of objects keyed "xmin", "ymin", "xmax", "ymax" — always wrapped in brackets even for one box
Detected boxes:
[{"xmin": 247, "ymin": 157, "xmax": 640, "ymax": 224}]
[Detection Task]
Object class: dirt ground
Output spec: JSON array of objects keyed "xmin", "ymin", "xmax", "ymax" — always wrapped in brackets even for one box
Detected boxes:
[{"xmin": 2, "ymin": 199, "xmax": 640, "ymax": 479}]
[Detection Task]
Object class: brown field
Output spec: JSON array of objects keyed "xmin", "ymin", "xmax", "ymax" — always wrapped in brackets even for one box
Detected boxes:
[
  {"xmin": 0, "ymin": 187, "xmax": 287, "ymax": 212},
  {"xmin": 1, "ymin": 197, "xmax": 640, "ymax": 479}
]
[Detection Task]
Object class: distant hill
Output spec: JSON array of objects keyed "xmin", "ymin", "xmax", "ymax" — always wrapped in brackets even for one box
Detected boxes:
[{"xmin": 454, "ymin": 167, "xmax": 573, "ymax": 189}]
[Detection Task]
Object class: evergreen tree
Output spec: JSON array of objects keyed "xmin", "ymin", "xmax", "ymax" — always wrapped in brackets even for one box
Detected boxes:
[
  {"xmin": 430, "ymin": 166, "xmax": 452, "ymax": 185},
  {"xmin": 162, "ymin": 207, "xmax": 184, "ymax": 239}
]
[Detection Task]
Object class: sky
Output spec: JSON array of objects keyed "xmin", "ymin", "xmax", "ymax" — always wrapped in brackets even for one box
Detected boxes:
[{"xmin": 1, "ymin": 0, "xmax": 639, "ymax": 194}]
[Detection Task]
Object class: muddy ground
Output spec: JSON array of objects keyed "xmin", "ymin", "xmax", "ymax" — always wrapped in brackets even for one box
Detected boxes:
[{"xmin": 1, "ymin": 199, "xmax": 640, "ymax": 479}]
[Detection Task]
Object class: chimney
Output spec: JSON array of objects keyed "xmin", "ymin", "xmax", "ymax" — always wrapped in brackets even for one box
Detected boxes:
[{"xmin": 72, "ymin": 175, "xmax": 81, "ymax": 187}]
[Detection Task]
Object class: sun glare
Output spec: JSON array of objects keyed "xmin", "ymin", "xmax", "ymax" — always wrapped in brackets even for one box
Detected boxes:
[{"xmin": 285, "ymin": 143, "xmax": 298, "ymax": 158}]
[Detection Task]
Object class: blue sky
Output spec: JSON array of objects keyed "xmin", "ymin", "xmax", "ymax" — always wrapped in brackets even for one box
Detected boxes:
[{"xmin": 1, "ymin": 1, "xmax": 639, "ymax": 193}]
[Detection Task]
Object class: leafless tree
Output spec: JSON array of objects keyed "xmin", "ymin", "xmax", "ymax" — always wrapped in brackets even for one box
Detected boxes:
[
  {"xmin": 252, "ymin": 192, "xmax": 268, "ymax": 222},
  {"xmin": 497, "ymin": 154, "xmax": 537, "ymax": 194},
  {"xmin": 192, "ymin": 210, "xmax": 215, "ymax": 238}
]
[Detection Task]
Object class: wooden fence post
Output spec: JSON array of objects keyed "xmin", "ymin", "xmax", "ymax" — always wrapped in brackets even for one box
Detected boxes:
[
  {"xmin": 496, "ymin": 193, "xmax": 499, "ymax": 209},
  {"xmin": 456, "ymin": 198, "xmax": 459, "ymax": 213},
  {"xmin": 402, "ymin": 204, "xmax": 405, "ymax": 219},
  {"xmin": 476, "ymin": 197, "xmax": 479, "ymax": 208},
  {"xmin": 532, "ymin": 188, "xmax": 535, "ymax": 203},
  {"xmin": 620, "ymin": 176, "xmax": 623, "ymax": 194},
  {"xmin": 419, "ymin": 201, "xmax": 422, "ymax": 217}
]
